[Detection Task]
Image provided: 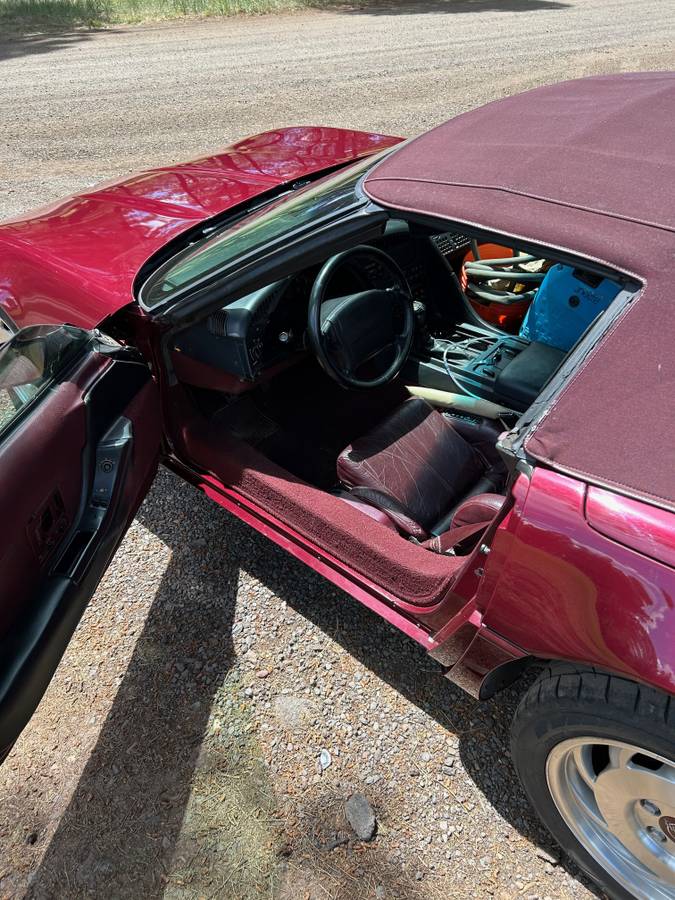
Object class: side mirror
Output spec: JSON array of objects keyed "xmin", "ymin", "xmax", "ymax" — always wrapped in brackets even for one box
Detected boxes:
[{"xmin": 0, "ymin": 325, "xmax": 89, "ymax": 432}]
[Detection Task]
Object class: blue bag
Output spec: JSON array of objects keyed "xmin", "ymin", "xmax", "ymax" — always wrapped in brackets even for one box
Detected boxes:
[{"xmin": 520, "ymin": 264, "xmax": 620, "ymax": 352}]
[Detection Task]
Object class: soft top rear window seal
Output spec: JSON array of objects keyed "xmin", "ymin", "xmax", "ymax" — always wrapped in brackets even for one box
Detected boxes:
[{"xmin": 500, "ymin": 285, "xmax": 640, "ymax": 459}]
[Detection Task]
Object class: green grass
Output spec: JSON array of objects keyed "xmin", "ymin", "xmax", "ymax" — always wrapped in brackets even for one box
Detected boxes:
[{"xmin": 0, "ymin": 0, "xmax": 341, "ymax": 31}]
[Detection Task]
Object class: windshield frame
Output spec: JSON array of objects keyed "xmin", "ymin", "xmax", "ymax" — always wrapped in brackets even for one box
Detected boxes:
[{"xmin": 138, "ymin": 150, "xmax": 390, "ymax": 314}]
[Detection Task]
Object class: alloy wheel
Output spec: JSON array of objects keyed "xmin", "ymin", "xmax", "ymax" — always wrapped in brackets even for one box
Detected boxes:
[{"xmin": 547, "ymin": 737, "xmax": 675, "ymax": 899}]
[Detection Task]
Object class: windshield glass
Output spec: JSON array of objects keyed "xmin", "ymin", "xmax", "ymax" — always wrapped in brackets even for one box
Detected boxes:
[{"xmin": 141, "ymin": 151, "xmax": 386, "ymax": 309}]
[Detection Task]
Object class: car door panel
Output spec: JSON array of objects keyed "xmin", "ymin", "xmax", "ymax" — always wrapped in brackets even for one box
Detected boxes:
[{"xmin": 0, "ymin": 331, "xmax": 161, "ymax": 761}]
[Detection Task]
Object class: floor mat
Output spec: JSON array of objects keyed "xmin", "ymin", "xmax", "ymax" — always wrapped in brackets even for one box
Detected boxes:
[
  {"xmin": 211, "ymin": 360, "xmax": 408, "ymax": 489},
  {"xmin": 212, "ymin": 396, "xmax": 279, "ymax": 444},
  {"xmin": 256, "ymin": 360, "xmax": 408, "ymax": 448},
  {"xmin": 257, "ymin": 430, "xmax": 338, "ymax": 489}
]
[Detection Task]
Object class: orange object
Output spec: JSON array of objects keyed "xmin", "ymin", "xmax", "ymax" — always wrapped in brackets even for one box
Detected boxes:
[{"xmin": 461, "ymin": 243, "xmax": 532, "ymax": 333}]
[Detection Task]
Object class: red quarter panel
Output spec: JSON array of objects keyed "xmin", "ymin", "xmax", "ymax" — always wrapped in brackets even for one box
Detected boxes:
[{"xmin": 482, "ymin": 468, "xmax": 675, "ymax": 695}]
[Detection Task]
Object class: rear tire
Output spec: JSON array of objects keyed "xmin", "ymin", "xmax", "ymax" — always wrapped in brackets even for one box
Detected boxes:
[{"xmin": 510, "ymin": 663, "xmax": 675, "ymax": 900}]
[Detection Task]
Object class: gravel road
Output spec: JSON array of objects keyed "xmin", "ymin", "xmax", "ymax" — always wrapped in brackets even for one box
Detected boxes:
[{"xmin": 1, "ymin": 3, "xmax": 674, "ymax": 898}]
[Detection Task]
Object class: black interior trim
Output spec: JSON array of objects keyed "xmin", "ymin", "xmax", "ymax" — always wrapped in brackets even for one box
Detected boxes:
[{"xmin": 393, "ymin": 211, "xmax": 641, "ymax": 291}]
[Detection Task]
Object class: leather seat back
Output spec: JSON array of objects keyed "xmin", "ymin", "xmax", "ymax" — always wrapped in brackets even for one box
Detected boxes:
[{"xmin": 337, "ymin": 398, "xmax": 485, "ymax": 536}]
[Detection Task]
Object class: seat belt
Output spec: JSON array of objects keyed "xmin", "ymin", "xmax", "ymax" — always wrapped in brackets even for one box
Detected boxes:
[
  {"xmin": 346, "ymin": 485, "xmax": 490, "ymax": 553},
  {"xmin": 420, "ymin": 521, "xmax": 490, "ymax": 555}
]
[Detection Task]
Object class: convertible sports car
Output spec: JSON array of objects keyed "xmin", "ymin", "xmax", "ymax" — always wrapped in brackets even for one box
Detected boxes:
[{"xmin": 0, "ymin": 72, "xmax": 673, "ymax": 898}]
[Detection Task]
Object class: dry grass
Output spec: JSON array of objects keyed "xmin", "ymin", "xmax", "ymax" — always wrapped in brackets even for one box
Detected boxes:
[
  {"xmin": 162, "ymin": 677, "xmax": 283, "ymax": 899},
  {"xmin": 0, "ymin": 0, "xmax": 345, "ymax": 31}
]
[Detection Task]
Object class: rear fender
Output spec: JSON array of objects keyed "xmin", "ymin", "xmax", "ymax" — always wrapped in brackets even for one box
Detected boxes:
[{"xmin": 482, "ymin": 467, "xmax": 675, "ymax": 698}]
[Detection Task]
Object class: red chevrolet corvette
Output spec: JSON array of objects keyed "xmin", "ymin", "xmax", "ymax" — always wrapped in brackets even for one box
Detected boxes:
[{"xmin": 0, "ymin": 73, "xmax": 673, "ymax": 898}]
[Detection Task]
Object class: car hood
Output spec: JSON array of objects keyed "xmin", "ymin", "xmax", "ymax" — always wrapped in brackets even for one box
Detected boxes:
[{"xmin": 0, "ymin": 127, "xmax": 401, "ymax": 330}]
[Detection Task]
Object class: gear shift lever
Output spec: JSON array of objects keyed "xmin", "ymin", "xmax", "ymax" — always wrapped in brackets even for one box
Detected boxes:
[{"xmin": 413, "ymin": 301, "xmax": 433, "ymax": 351}]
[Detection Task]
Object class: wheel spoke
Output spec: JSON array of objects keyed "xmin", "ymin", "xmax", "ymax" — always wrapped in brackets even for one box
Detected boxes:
[
  {"xmin": 572, "ymin": 743, "xmax": 598, "ymax": 792},
  {"xmin": 595, "ymin": 768, "xmax": 636, "ymax": 813},
  {"xmin": 605, "ymin": 747, "xmax": 675, "ymax": 809},
  {"xmin": 624, "ymin": 765, "xmax": 675, "ymax": 809},
  {"xmin": 570, "ymin": 783, "xmax": 608, "ymax": 831},
  {"xmin": 608, "ymin": 745, "xmax": 637, "ymax": 771}
]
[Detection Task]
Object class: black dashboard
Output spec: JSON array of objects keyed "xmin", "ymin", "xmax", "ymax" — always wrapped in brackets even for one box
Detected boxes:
[
  {"xmin": 172, "ymin": 273, "xmax": 312, "ymax": 383},
  {"xmin": 171, "ymin": 228, "xmax": 470, "ymax": 386}
]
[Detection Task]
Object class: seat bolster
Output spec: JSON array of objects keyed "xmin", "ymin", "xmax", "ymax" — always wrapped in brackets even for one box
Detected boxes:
[
  {"xmin": 332, "ymin": 491, "xmax": 401, "ymax": 534},
  {"xmin": 346, "ymin": 487, "xmax": 429, "ymax": 539},
  {"xmin": 442, "ymin": 412, "xmax": 506, "ymax": 468},
  {"xmin": 450, "ymin": 492, "xmax": 505, "ymax": 529}
]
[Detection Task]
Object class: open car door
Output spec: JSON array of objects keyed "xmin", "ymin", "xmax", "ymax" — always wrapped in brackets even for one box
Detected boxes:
[{"xmin": 0, "ymin": 324, "xmax": 161, "ymax": 762}]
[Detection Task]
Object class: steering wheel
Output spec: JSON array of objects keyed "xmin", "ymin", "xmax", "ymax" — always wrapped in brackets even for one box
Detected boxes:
[{"xmin": 307, "ymin": 245, "xmax": 415, "ymax": 389}]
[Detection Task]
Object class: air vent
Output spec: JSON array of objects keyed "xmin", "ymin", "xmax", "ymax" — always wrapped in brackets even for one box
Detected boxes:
[
  {"xmin": 207, "ymin": 310, "xmax": 228, "ymax": 337},
  {"xmin": 433, "ymin": 232, "xmax": 471, "ymax": 257}
]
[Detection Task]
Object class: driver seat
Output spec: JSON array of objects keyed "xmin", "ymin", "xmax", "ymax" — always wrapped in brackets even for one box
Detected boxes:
[{"xmin": 336, "ymin": 398, "xmax": 506, "ymax": 545}]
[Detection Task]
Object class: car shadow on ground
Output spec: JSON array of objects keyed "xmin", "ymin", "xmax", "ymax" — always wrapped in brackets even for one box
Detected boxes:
[
  {"xmin": 26, "ymin": 474, "xmax": 241, "ymax": 898},
  {"xmin": 27, "ymin": 471, "xmax": 597, "ymax": 897}
]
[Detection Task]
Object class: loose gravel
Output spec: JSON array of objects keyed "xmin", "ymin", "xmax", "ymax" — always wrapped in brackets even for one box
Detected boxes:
[
  {"xmin": 1, "ymin": 4, "xmax": 674, "ymax": 898},
  {"xmin": 0, "ymin": 472, "xmax": 591, "ymax": 899}
]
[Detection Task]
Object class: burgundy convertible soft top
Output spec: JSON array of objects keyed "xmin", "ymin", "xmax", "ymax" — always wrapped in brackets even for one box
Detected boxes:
[{"xmin": 364, "ymin": 72, "xmax": 675, "ymax": 511}]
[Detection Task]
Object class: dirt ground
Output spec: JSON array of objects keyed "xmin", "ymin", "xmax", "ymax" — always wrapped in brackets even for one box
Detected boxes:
[{"xmin": 1, "ymin": 3, "xmax": 674, "ymax": 898}]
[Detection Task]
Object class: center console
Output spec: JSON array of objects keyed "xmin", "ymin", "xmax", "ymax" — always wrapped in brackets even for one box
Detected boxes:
[{"xmin": 407, "ymin": 321, "xmax": 565, "ymax": 413}]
